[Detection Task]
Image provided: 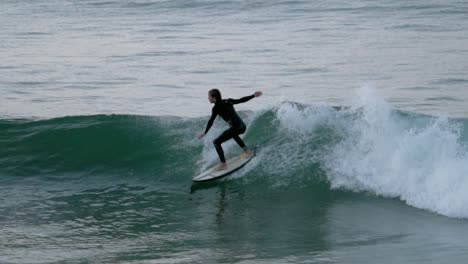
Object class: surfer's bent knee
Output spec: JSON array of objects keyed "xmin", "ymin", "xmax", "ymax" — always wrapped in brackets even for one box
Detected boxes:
[{"xmin": 213, "ymin": 138, "xmax": 221, "ymax": 147}]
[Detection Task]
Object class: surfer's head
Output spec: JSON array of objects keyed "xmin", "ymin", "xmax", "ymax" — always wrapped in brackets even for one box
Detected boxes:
[{"xmin": 208, "ymin": 89, "xmax": 221, "ymax": 103}]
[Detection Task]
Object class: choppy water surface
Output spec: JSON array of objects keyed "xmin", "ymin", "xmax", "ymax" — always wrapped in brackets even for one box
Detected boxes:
[{"xmin": 2, "ymin": 0, "xmax": 468, "ymax": 263}]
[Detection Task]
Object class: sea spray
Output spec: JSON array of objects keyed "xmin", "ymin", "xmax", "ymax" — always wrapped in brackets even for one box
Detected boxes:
[{"xmin": 323, "ymin": 87, "xmax": 468, "ymax": 218}]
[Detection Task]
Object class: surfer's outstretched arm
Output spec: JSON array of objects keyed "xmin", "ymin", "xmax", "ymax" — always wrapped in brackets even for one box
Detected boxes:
[{"xmin": 230, "ymin": 91, "xmax": 263, "ymax": 104}]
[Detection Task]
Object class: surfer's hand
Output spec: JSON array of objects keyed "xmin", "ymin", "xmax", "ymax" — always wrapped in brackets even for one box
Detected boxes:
[
  {"xmin": 198, "ymin": 133, "xmax": 205, "ymax": 139},
  {"xmin": 254, "ymin": 91, "xmax": 262, "ymax": 97}
]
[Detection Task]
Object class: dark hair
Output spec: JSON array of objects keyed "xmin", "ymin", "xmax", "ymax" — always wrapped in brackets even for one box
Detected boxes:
[{"xmin": 209, "ymin": 89, "xmax": 222, "ymax": 101}]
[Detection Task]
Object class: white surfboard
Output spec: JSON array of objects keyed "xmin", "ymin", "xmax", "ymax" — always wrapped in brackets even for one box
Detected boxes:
[{"xmin": 193, "ymin": 150, "xmax": 256, "ymax": 182}]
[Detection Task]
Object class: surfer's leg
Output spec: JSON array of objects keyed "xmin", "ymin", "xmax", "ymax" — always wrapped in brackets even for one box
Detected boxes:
[
  {"xmin": 232, "ymin": 126, "xmax": 251, "ymax": 156},
  {"xmin": 233, "ymin": 135, "xmax": 252, "ymax": 158},
  {"xmin": 232, "ymin": 135, "xmax": 246, "ymax": 149},
  {"xmin": 213, "ymin": 129, "xmax": 235, "ymax": 163}
]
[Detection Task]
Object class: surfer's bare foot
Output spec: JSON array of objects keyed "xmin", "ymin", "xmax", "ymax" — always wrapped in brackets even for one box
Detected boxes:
[
  {"xmin": 241, "ymin": 150, "xmax": 253, "ymax": 159},
  {"xmin": 215, "ymin": 163, "xmax": 227, "ymax": 171}
]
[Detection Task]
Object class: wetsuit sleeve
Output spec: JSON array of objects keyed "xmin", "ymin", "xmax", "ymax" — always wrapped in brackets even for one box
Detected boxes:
[
  {"xmin": 204, "ymin": 107, "xmax": 217, "ymax": 134},
  {"xmin": 229, "ymin": 94, "xmax": 255, "ymax": 104}
]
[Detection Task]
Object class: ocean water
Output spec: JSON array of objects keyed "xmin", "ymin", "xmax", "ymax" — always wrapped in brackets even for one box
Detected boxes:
[{"xmin": 2, "ymin": 0, "xmax": 468, "ymax": 263}]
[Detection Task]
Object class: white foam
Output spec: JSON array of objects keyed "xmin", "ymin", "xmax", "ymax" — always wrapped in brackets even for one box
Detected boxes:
[
  {"xmin": 323, "ymin": 86, "xmax": 468, "ymax": 218},
  {"xmin": 276, "ymin": 102, "xmax": 336, "ymax": 135},
  {"xmin": 258, "ymin": 101, "xmax": 344, "ymax": 185}
]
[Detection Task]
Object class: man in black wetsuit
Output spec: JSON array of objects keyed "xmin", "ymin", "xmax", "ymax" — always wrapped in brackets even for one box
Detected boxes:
[{"xmin": 199, "ymin": 89, "xmax": 263, "ymax": 171}]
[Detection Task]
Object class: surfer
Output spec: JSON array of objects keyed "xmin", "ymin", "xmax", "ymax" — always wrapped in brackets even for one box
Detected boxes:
[{"xmin": 199, "ymin": 89, "xmax": 263, "ymax": 170}]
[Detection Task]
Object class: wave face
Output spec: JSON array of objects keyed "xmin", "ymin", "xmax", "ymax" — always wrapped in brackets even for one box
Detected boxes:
[
  {"xmin": 0, "ymin": 115, "xmax": 201, "ymax": 182},
  {"xmin": 2, "ymin": 90, "xmax": 468, "ymax": 218}
]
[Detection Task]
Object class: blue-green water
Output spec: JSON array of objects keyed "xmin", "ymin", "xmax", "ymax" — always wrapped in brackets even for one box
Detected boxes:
[
  {"xmin": 2, "ymin": 0, "xmax": 468, "ymax": 263},
  {"xmin": 3, "ymin": 105, "xmax": 468, "ymax": 263}
]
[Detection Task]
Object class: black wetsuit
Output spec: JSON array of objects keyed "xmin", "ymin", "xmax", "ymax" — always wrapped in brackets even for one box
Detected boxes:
[{"xmin": 204, "ymin": 95, "xmax": 255, "ymax": 163}]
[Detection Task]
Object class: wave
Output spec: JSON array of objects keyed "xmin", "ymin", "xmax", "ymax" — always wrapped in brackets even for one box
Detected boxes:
[
  {"xmin": 0, "ymin": 115, "xmax": 201, "ymax": 182},
  {"xmin": 2, "ymin": 89, "xmax": 468, "ymax": 218}
]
